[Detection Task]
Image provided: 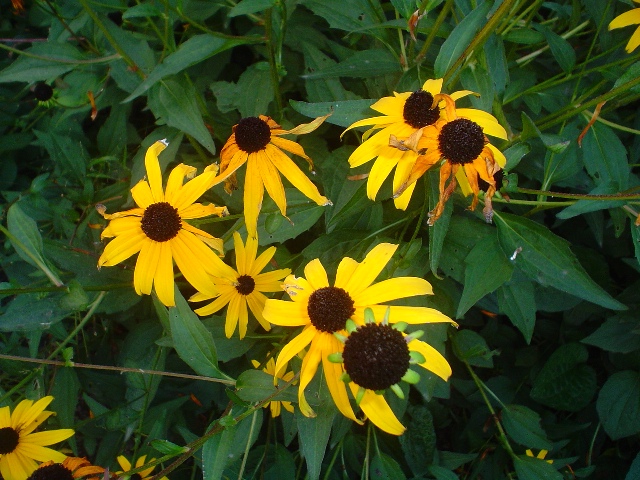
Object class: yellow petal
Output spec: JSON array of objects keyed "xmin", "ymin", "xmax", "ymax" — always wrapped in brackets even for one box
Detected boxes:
[
  {"xmin": 335, "ymin": 257, "xmax": 359, "ymax": 288},
  {"xmin": 15, "ymin": 443, "xmax": 66, "ymax": 463},
  {"xmin": 322, "ymin": 342, "xmax": 361, "ymax": 423},
  {"xmin": 101, "ymin": 216, "xmax": 142, "ymax": 238},
  {"xmin": 358, "ymin": 305, "xmax": 456, "ymax": 325},
  {"xmin": 488, "ymin": 143, "xmax": 506, "ymax": 168},
  {"xmin": 21, "ymin": 429, "xmax": 75, "ymax": 446},
  {"xmin": 225, "ymin": 293, "xmax": 241, "ymax": 338},
  {"xmin": 353, "ymin": 277, "xmax": 433, "ymax": 306},
  {"xmin": 304, "ymin": 258, "xmax": 329, "ymax": 290},
  {"xmin": 626, "ymin": 25, "xmax": 640, "ymax": 52},
  {"xmin": 342, "ymin": 243, "xmax": 397, "ymax": 298},
  {"xmin": 254, "ymin": 269, "xmax": 290, "ymax": 292},
  {"xmin": 18, "ymin": 396, "xmax": 53, "ymax": 429},
  {"xmin": 145, "ymin": 140, "xmax": 168, "ymax": 203},
  {"xmin": 194, "ymin": 289, "xmax": 234, "ymax": 316},
  {"xmin": 351, "ymin": 386, "xmax": 405, "ymax": 435},
  {"xmin": 409, "ymin": 339, "xmax": 452, "ymax": 381},
  {"xmin": 371, "ymin": 94, "xmax": 407, "ymax": 116},
  {"xmin": 246, "ymin": 291, "xmax": 271, "ymax": 331},
  {"xmin": 100, "ymin": 232, "xmax": 146, "ymax": 267},
  {"xmin": 250, "ymin": 245, "xmax": 276, "ymax": 277},
  {"xmin": 233, "ymin": 231, "xmax": 248, "ymax": 274},
  {"xmin": 274, "ymin": 325, "xmax": 316, "ymax": 378},
  {"xmin": 422, "ymin": 78, "xmax": 443, "ymax": 95},
  {"xmin": 298, "ymin": 335, "xmax": 325, "ymax": 417},
  {"xmin": 134, "ymin": 241, "xmax": 160, "ymax": 297},
  {"xmin": 164, "ymin": 163, "xmax": 197, "ymax": 205},
  {"xmin": 117, "ymin": 456, "xmax": 131, "ymax": 472},
  {"xmin": 283, "ymin": 113, "xmax": 331, "ymax": 135},
  {"xmin": 458, "ymin": 109, "xmax": 507, "ymax": 139},
  {"xmin": 170, "ymin": 231, "xmax": 218, "ymax": 296},
  {"xmin": 609, "ymin": 8, "xmax": 640, "ymax": 30},
  {"xmin": 263, "ymin": 299, "xmax": 308, "ymax": 326},
  {"xmin": 259, "ymin": 147, "xmax": 288, "ymax": 217},
  {"xmin": 341, "ymin": 115, "xmax": 396, "ymax": 137},
  {"xmin": 367, "ymin": 148, "xmax": 402, "ymax": 201},
  {"xmin": 179, "ymin": 203, "xmax": 228, "ymax": 220},
  {"xmin": 244, "ymin": 155, "xmax": 265, "ymax": 238},
  {"xmin": 270, "ymin": 136, "xmax": 311, "ymax": 161},
  {"xmin": 131, "ymin": 180, "xmax": 154, "ymax": 209},
  {"xmin": 153, "ymin": 241, "xmax": 175, "ymax": 307},
  {"xmin": 2, "ymin": 450, "xmax": 39, "ymax": 480},
  {"xmin": 172, "ymin": 171, "xmax": 217, "ymax": 211}
]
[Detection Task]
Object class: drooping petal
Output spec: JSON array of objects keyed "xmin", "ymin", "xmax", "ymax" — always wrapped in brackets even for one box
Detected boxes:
[
  {"xmin": 170, "ymin": 232, "xmax": 218, "ymax": 297},
  {"xmin": 488, "ymin": 143, "xmax": 506, "ymax": 168},
  {"xmin": 354, "ymin": 277, "xmax": 433, "ymax": 306},
  {"xmin": 282, "ymin": 113, "xmax": 331, "ymax": 135},
  {"xmin": 263, "ymin": 299, "xmax": 308, "ymax": 326},
  {"xmin": 322, "ymin": 340, "xmax": 360, "ymax": 423},
  {"xmin": 366, "ymin": 147, "xmax": 402, "ymax": 201},
  {"xmin": 153, "ymin": 241, "xmax": 175, "ymax": 307},
  {"xmin": 274, "ymin": 325, "xmax": 316, "ymax": 378},
  {"xmin": 609, "ymin": 8, "xmax": 640, "ymax": 29},
  {"xmin": 145, "ymin": 140, "xmax": 168, "ymax": 203},
  {"xmin": 351, "ymin": 386, "xmax": 406, "ymax": 435},
  {"xmin": 270, "ymin": 136, "xmax": 311, "ymax": 161},
  {"xmin": 172, "ymin": 171, "xmax": 217, "ymax": 211},
  {"xmin": 246, "ymin": 291, "xmax": 271, "ymax": 331},
  {"xmin": 133, "ymin": 241, "xmax": 160, "ymax": 296},
  {"xmin": 244, "ymin": 155, "xmax": 266, "ymax": 238},
  {"xmin": 259, "ymin": 146, "xmax": 288, "ymax": 217},
  {"xmin": 394, "ymin": 150, "xmax": 442, "ymax": 198},
  {"xmin": 225, "ymin": 293, "xmax": 241, "ymax": 338},
  {"xmin": 342, "ymin": 243, "xmax": 397, "ymax": 298},
  {"xmin": 392, "ymin": 152, "xmax": 419, "ymax": 210},
  {"xmin": 179, "ymin": 203, "xmax": 228, "ymax": 220},
  {"xmin": 131, "ymin": 180, "xmax": 154, "ymax": 209},
  {"xmin": 304, "ymin": 258, "xmax": 330, "ymax": 290},
  {"xmin": 297, "ymin": 335, "xmax": 325, "ymax": 417},
  {"xmin": 409, "ymin": 338, "xmax": 452, "ymax": 381}
]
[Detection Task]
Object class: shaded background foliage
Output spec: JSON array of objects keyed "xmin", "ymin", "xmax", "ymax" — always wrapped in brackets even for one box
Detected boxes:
[{"xmin": 1, "ymin": 0, "xmax": 640, "ymax": 479}]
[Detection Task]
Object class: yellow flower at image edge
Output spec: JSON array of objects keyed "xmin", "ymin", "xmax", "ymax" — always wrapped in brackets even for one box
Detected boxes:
[
  {"xmin": 609, "ymin": 0, "xmax": 640, "ymax": 52},
  {"xmin": 26, "ymin": 456, "xmax": 104, "ymax": 480},
  {"xmin": 342, "ymin": 78, "xmax": 499, "ymax": 210},
  {"xmin": 98, "ymin": 140, "xmax": 229, "ymax": 307},
  {"xmin": 216, "ymin": 114, "xmax": 332, "ymax": 237},
  {"xmin": 116, "ymin": 455, "xmax": 168, "ymax": 480},
  {"xmin": 0, "ymin": 396, "xmax": 74, "ymax": 480},
  {"xmin": 263, "ymin": 243, "xmax": 455, "ymax": 435},
  {"xmin": 190, "ymin": 231, "xmax": 291, "ymax": 339},
  {"xmin": 251, "ymin": 358, "xmax": 296, "ymax": 417}
]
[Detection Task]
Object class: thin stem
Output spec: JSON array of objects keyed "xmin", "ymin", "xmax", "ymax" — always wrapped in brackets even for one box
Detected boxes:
[
  {"xmin": 265, "ymin": 8, "xmax": 284, "ymax": 120},
  {"xmin": 515, "ymin": 20, "xmax": 590, "ymax": 66},
  {"xmin": 415, "ymin": 0, "xmax": 454, "ymax": 64},
  {"xmin": 238, "ymin": 411, "xmax": 259, "ymax": 480},
  {"xmin": 516, "ymin": 186, "xmax": 640, "ymax": 201}
]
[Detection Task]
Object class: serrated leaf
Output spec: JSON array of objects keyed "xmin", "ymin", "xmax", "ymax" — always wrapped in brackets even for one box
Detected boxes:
[
  {"xmin": 148, "ymin": 78, "xmax": 216, "ymax": 154},
  {"xmin": 457, "ymin": 234, "xmax": 514, "ymax": 318},
  {"xmin": 502, "ymin": 404, "xmax": 553, "ymax": 450},
  {"xmin": 513, "ymin": 455, "xmax": 563, "ymax": 480},
  {"xmin": 494, "ymin": 212, "xmax": 626, "ymax": 310},
  {"xmin": 530, "ymin": 343, "xmax": 597, "ymax": 412},
  {"xmin": 434, "ymin": 2, "xmax": 491, "ymax": 78},
  {"xmin": 235, "ymin": 370, "xmax": 298, "ymax": 403},
  {"xmin": 290, "ymin": 99, "xmax": 376, "ymax": 127},
  {"xmin": 168, "ymin": 288, "xmax": 230, "ymax": 380},
  {"xmin": 597, "ymin": 370, "xmax": 640, "ymax": 440}
]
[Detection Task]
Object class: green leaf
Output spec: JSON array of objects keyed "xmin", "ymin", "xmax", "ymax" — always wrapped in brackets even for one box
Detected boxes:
[
  {"xmin": 122, "ymin": 3, "xmax": 163, "ymax": 18},
  {"xmin": 33, "ymin": 129, "xmax": 88, "ymax": 184},
  {"xmin": 580, "ymin": 122, "xmax": 629, "ymax": 188},
  {"xmin": 125, "ymin": 34, "xmax": 251, "ymax": 101},
  {"xmin": 556, "ymin": 182, "xmax": 626, "ymax": 219},
  {"xmin": 148, "ymin": 78, "xmax": 216, "ymax": 154},
  {"xmin": 457, "ymin": 234, "xmax": 514, "ymax": 318},
  {"xmin": 428, "ymin": 170, "xmax": 453, "ymax": 277},
  {"xmin": 581, "ymin": 315, "xmax": 640, "ymax": 353},
  {"xmin": 427, "ymin": 465, "xmax": 460, "ymax": 480},
  {"xmin": 494, "ymin": 212, "xmax": 626, "ymax": 310},
  {"xmin": 296, "ymin": 397, "xmax": 336, "ymax": 480},
  {"xmin": 229, "ymin": 0, "xmax": 276, "ymax": 17},
  {"xmin": 502, "ymin": 404, "xmax": 553, "ymax": 450},
  {"xmin": 503, "ymin": 143, "xmax": 530, "ymax": 171},
  {"xmin": 302, "ymin": 42, "xmax": 356, "ymax": 102},
  {"xmin": 625, "ymin": 452, "xmax": 640, "ymax": 480},
  {"xmin": 535, "ymin": 24, "xmax": 576, "ymax": 72},
  {"xmin": 151, "ymin": 439, "xmax": 189, "ymax": 455},
  {"xmin": 302, "ymin": 49, "xmax": 400, "ymax": 79},
  {"xmin": 434, "ymin": 2, "xmax": 491, "ymax": 78},
  {"xmin": 440, "ymin": 216, "xmax": 495, "ymax": 283},
  {"xmin": 168, "ymin": 288, "xmax": 231, "ymax": 380},
  {"xmin": 7, "ymin": 204, "xmax": 48, "ymax": 271},
  {"xmin": 0, "ymin": 294, "xmax": 70, "ymax": 332},
  {"xmin": 597, "ymin": 370, "xmax": 640, "ymax": 440},
  {"xmin": 300, "ymin": 0, "xmax": 383, "ymax": 31},
  {"xmin": 0, "ymin": 43, "xmax": 85, "ymax": 83},
  {"xmin": 614, "ymin": 61, "xmax": 640, "ymax": 94},
  {"xmin": 202, "ymin": 420, "xmax": 237, "ymax": 480},
  {"xmin": 235, "ymin": 62, "xmax": 274, "ymax": 117},
  {"xmin": 513, "ymin": 454, "xmax": 563, "ymax": 480},
  {"xmin": 370, "ymin": 453, "xmax": 407, "ymax": 480},
  {"xmin": 399, "ymin": 407, "xmax": 436, "ymax": 476},
  {"xmin": 290, "ymin": 99, "xmax": 376, "ymax": 127},
  {"xmin": 452, "ymin": 330, "xmax": 494, "ymax": 368},
  {"xmin": 530, "ymin": 343, "xmax": 597, "ymax": 412},
  {"xmin": 235, "ymin": 369, "xmax": 298, "ymax": 403},
  {"xmin": 497, "ymin": 274, "xmax": 536, "ymax": 343}
]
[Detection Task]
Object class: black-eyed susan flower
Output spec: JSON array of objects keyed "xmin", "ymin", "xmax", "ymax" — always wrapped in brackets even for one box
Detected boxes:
[
  {"xmin": 609, "ymin": 1, "xmax": 640, "ymax": 53},
  {"xmin": 97, "ymin": 139, "xmax": 229, "ymax": 307},
  {"xmin": 215, "ymin": 114, "xmax": 332, "ymax": 237},
  {"xmin": 251, "ymin": 358, "xmax": 296, "ymax": 417},
  {"xmin": 342, "ymin": 79, "xmax": 493, "ymax": 210},
  {"xmin": 26, "ymin": 456, "xmax": 104, "ymax": 480},
  {"xmin": 393, "ymin": 101, "xmax": 507, "ymax": 224},
  {"xmin": 327, "ymin": 308, "xmax": 452, "ymax": 435},
  {"xmin": 190, "ymin": 231, "xmax": 291, "ymax": 339},
  {"xmin": 0, "ymin": 396, "xmax": 74, "ymax": 480},
  {"xmin": 116, "ymin": 455, "xmax": 167, "ymax": 480},
  {"xmin": 262, "ymin": 243, "xmax": 454, "ymax": 425}
]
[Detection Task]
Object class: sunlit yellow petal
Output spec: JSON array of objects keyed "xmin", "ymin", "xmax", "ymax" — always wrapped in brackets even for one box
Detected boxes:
[
  {"xmin": 422, "ymin": 78, "xmax": 443, "ymax": 95},
  {"xmin": 626, "ymin": 24, "xmax": 640, "ymax": 51},
  {"xmin": 134, "ymin": 241, "xmax": 160, "ymax": 296},
  {"xmin": 263, "ymin": 298, "xmax": 308, "ymax": 326},
  {"xmin": 488, "ymin": 143, "xmax": 506, "ymax": 168},
  {"xmin": 260, "ymin": 146, "xmax": 288, "ymax": 217},
  {"xmin": 244, "ymin": 155, "xmax": 265, "ymax": 238},
  {"xmin": 20, "ymin": 429, "xmax": 74, "ymax": 446},
  {"xmin": 145, "ymin": 140, "xmax": 167, "ymax": 203},
  {"xmin": 274, "ymin": 325, "xmax": 316, "ymax": 378},
  {"xmin": 233, "ymin": 231, "xmax": 248, "ymax": 274},
  {"xmin": 351, "ymin": 386, "xmax": 405, "ymax": 435},
  {"xmin": 371, "ymin": 94, "xmax": 408, "ymax": 116},
  {"xmin": 194, "ymin": 289, "xmax": 234, "ymax": 316},
  {"xmin": 270, "ymin": 136, "xmax": 311, "ymax": 160},
  {"xmin": 304, "ymin": 258, "xmax": 330, "ymax": 290},
  {"xmin": 342, "ymin": 243, "xmax": 397, "ymax": 298},
  {"xmin": 367, "ymin": 147, "xmax": 402, "ymax": 201},
  {"xmin": 246, "ymin": 291, "xmax": 271, "ymax": 331},
  {"xmin": 353, "ymin": 277, "xmax": 433, "ymax": 306},
  {"xmin": 298, "ymin": 335, "xmax": 325, "ymax": 417},
  {"xmin": 179, "ymin": 203, "xmax": 228, "ymax": 220},
  {"xmin": 131, "ymin": 180, "xmax": 154, "ymax": 209},
  {"xmin": 226, "ymin": 294, "xmax": 241, "ymax": 338},
  {"xmin": 254, "ymin": 269, "xmax": 291, "ymax": 291},
  {"xmin": 117, "ymin": 456, "xmax": 131, "ymax": 472},
  {"xmin": 358, "ymin": 305, "xmax": 456, "ymax": 326},
  {"xmin": 335, "ymin": 257, "xmax": 359, "ymax": 288},
  {"xmin": 322, "ymin": 342, "xmax": 360, "ymax": 423},
  {"xmin": 14, "ymin": 443, "xmax": 66, "ymax": 463},
  {"xmin": 250, "ymin": 245, "xmax": 276, "ymax": 277},
  {"xmin": 17, "ymin": 397, "xmax": 53, "ymax": 429},
  {"xmin": 609, "ymin": 8, "xmax": 640, "ymax": 30},
  {"xmin": 172, "ymin": 171, "xmax": 217, "ymax": 211},
  {"xmin": 171, "ymin": 232, "xmax": 218, "ymax": 297},
  {"xmin": 153, "ymin": 241, "xmax": 175, "ymax": 307},
  {"xmin": 164, "ymin": 163, "xmax": 196, "ymax": 205},
  {"xmin": 409, "ymin": 339, "xmax": 452, "ymax": 381}
]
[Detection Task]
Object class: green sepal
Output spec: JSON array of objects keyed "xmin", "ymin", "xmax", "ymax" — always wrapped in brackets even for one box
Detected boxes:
[
  {"xmin": 340, "ymin": 372, "xmax": 351, "ymax": 383},
  {"xmin": 382, "ymin": 306, "xmax": 391, "ymax": 325},
  {"xmin": 328, "ymin": 352, "xmax": 343, "ymax": 363},
  {"xmin": 402, "ymin": 369, "xmax": 421, "ymax": 384},
  {"xmin": 355, "ymin": 386, "xmax": 366, "ymax": 405},
  {"xmin": 405, "ymin": 330, "xmax": 424, "ymax": 342},
  {"xmin": 390, "ymin": 383, "xmax": 405, "ymax": 399},
  {"xmin": 409, "ymin": 350, "xmax": 426, "ymax": 364},
  {"xmin": 346, "ymin": 319, "xmax": 358, "ymax": 333},
  {"xmin": 334, "ymin": 332, "xmax": 347, "ymax": 343},
  {"xmin": 364, "ymin": 307, "xmax": 376, "ymax": 324},
  {"xmin": 393, "ymin": 321, "xmax": 408, "ymax": 332}
]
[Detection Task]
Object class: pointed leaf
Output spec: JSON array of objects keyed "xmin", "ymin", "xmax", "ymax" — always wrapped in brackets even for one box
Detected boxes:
[
  {"xmin": 502, "ymin": 404, "xmax": 552, "ymax": 450},
  {"xmin": 597, "ymin": 370, "xmax": 640, "ymax": 440}
]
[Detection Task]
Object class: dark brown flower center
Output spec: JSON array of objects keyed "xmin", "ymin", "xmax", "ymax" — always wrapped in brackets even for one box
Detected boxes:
[
  {"xmin": 403, "ymin": 90, "xmax": 440, "ymax": 129},
  {"xmin": 236, "ymin": 274, "xmax": 256, "ymax": 295},
  {"xmin": 0, "ymin": 426, "xmax": 19, "ymax": 454},
  {"xmin": 234, "ymin": 117, "xmax": 271, "ymax": 153},
  {"xmin": 26, "ymin": 464, "xmax": 74, "ymax": 480},
  {"xmin": 33, "ymin": 82, "xmax": 54, "ymax": 102},
  {"xmin": 140, "ymin": 202, "xmax": 182, "ymax": 242},
  {"xmin": 307, "ymin": 287, "xmax": 355, "ymax": 333},
  {"xmin": 438, "ymin": 118, "xmax": 485, "ymax": 165},
  {"xmin": 343, "ymin": 323, "xmax": 410, "ymax": 391}
]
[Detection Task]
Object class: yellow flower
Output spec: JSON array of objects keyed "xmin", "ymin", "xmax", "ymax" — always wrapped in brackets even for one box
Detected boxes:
[
  {"xmin": 215, "ymin": 115, "xmax": 332, "ymax": 237},
  {"xmin": 190, "ymin": 231, "xmax": 291, "ymax": 339},
  {"xmin": 97, "ymin": 140, "xmax": 229, "ymax": 307},
  {"xmin": 327, "ymin": 308, "xmax": 452, "ymax": 435},
  {"xmin": 116, "ymin": 455, "xmax": 167, "ymax": 480},
  {"xmin": 26, "ymin": 456, "xmax": 104, "ymax": 480},
  {"xmin": 251, "ymin": 358, "xmax": 296, "ymax": 417},
  {"xmin": 0, "ymin": 396, "xmax": 74, "ymax": 480},
  {"xmin": 262, "ymin": 243, "xmax": 454, "ymax": 430},
  {"xmin": 525, "ymin": 449, "xmax": 553, "ymax": 464},
  {"xmin": 393, "ymin": 100, "xmax": 507, "ymax": 224},
  {"xmin": 342, "ymin": 79, "xmax": 499, "ymax": 210},
  {"xmin": 609, "ymin": 0, "xmax": 640, "ymax": 52}
]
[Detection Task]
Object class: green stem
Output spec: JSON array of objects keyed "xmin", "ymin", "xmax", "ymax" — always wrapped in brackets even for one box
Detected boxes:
[
  {"xmin": 266, "ymin": 8, "xmax": 284, "ymax": 120},
  {"xmin": 237, "ymin": 411, "xmax": 259, "ymax": 480},
  {"xmin": 415, "ymin": 0, "xmax": 454, "ymax": 64},
  {"xmin": 515, "ymin": 20, "xmax": 590, "ymax": 66},
  {"xmin": 516, "ymin": 186, "xmax": 640, "ymax": 201},
  {"xmin": 0, "ymin": 43, "xmax": 119, "ymax": 64}
]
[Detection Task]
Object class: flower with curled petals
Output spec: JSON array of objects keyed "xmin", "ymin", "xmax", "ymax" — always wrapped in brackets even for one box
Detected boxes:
[
  {"xmin": 190, "ymin": 231, "xmax": 291, "ymax": 339},
  {"xmin": 262, "ymin": 243, "xmax": 454, "ymax": 426},
  {"xmin": 327, "ymin": 308, "xmax": 452, "ymax": 435},
  {"xmin": 0, "ymin": 396, "xmax": 74, "ymax": 480},
  {"xmin": 342, "ymin": 78, "xmax": 497, "ymax": 210},
  {"xmin": 215, "ymin": 114, "xmax": 332, "ymax": 237},
  {"xmin": 609, "ymin": 0, "xmax": 640, "ymax": 53},
  {"xmin": 97, "ymin": 140, "xmax": 229, "ymax": 307}
]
